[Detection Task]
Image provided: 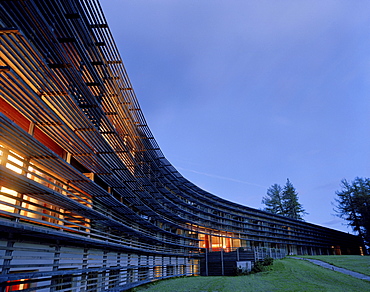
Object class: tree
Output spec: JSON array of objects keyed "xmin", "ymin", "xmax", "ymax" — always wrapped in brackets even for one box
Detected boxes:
[
  {"xmin": 282, "ymin": 179, "xmax": 306, "ymax": 220},
  {"xmin": 335, "ymin": 177, "xmax": 370, "ymax": 248},
  {"xmin": 262, "ymin": 184, "xmax": 284, "ymax": 215},
  {"xmin": 262, "ymin": 179, "xmax": 306, "ymax": 220}
]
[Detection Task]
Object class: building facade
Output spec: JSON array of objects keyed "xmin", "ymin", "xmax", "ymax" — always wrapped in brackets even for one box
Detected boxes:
[{"xmin": 0, "ymin": 0, "xmax": 363, "ymax": 291}]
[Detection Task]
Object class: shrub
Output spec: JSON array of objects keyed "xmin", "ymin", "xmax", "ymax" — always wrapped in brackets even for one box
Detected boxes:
[
  {"xmin": 251, "ymin": 260, "xmax": 265, "ymax": 273},
  {"xmin": 263, "ymin": 256, "xmax": 274, "ymax": 266},
  {"xmin": 250, "ymin": 256, "xmax": 274, "ymax": 274}
]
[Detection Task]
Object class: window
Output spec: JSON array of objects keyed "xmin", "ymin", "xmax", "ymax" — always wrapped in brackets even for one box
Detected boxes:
[
  {"xmin": 6, "ymin": 152, "xmax": 23, "ymax": 174},
  {"xmin": 87, "ymin": 271, "xmax": 99, "ymax": 291},
  {"xmin": 179, "ymin": 265, "xmax": 186, "ymax": 275},
  {"xmin": 6, "ymin": 279, "xmax": 30, "ymax": 291},
  {"xmin": 51, "ymin": 269, "xmax": 74, "ymax": 291},
  {"xmin": 138, "ymin": 267, "xmax": 149, "ymax": 281},
  {"xmin": 153, "ymin": 266, "xmax": 161, "ymax": 278},
  {"xmin": 108, "ymin": 269, "xmax": 120, "ymax": 289},
  {"xmin": 4, "ymin": 270, "xmax": 38, "ymax": 291},
  {"xmin": 126, "ymin": 268, "xmax": 134, "ymax": 283},
  {"xmin": 166, "ymin": 265, "xmax": 174, "ymax": 276},
  {"xmin": 0, "ymin": 187, "xmax": 17, "ymax": 213}
]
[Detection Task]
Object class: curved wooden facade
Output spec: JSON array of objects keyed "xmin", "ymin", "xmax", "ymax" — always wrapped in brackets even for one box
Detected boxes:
[{"xmin": 0, "ymin": 0, "xmax": 362, "ymax": 291}]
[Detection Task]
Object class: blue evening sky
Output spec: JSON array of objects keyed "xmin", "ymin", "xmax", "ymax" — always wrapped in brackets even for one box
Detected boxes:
[{"xmin": 101, "ymin": 0, "xmax": 370, "ymax": 233}]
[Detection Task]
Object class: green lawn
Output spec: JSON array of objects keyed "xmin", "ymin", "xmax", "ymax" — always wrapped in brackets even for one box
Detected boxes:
[
  {"xmin": 299, "ymin": 255, "xmax": 370, "ymax": 276},
  {"xmin": 134, "ymin": 258, "xmax": 370, "ymax": 292}
]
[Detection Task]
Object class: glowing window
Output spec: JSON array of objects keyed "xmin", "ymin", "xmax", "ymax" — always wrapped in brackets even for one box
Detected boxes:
[
  {"xmin": 6, "ymin": 279, "xmax": 30, "ymax": 291},
  {"xmin": 0, "ymin": 187, "xmax": 17, "ymax": 213},
  {"xmin": 6, "ymin": 153, "xmax": 24, "ymax": 174}
]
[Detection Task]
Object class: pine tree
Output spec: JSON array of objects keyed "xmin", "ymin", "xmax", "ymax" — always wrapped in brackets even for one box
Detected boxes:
[
  {"xmin": 262, "ymin": 179, "xmax": 306, "ymax": 220},
  {"xmin": 282, "ymin": 179, "xmax": 305, "ymax": 220},
  {"xmin": 262, "ymin": 184, "xmax": 284, "ymax": 215},
  {"xmin": 335, "ymin": 177, "xmax": 370, "ymax": 248}
]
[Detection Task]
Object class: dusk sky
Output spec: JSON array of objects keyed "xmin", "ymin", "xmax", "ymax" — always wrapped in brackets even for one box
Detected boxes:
[{"xmin": 101, "ymin": 1, "xmax": 370, "ymax": 233}]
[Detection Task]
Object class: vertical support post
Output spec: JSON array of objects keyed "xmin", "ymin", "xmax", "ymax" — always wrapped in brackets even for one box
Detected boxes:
[
  {"xmin": 254, "ymin": 247, "xmax": 257, "ymax": 261},
  {"xmin": 50, "ymin": 243, "xmax": 61, "ymax": 292},
  {"xmin": 205, "ymin": 250, "xmax": 208, "ymax": 276},
  {"xmin": 101, "ymin": 250, "xmax": 107, "ymax": 290},
  {"xmin": 221, "ymin": 249, "xmax": 224, "ymax": 276},
  {"xmin": 81, "ymin": 247, "xmax": 88, "ymax": 292}
]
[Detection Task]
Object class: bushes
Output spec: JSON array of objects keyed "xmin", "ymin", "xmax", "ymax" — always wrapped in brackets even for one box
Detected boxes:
[
  {"xmin": 262, "ymin": 256, "xmax": 274, "ymax": 267},
  {"xmin": 251, "ymin": 256, "xmax": 274, "ymax": 274},
  {"xmin": 251, "ymin": 260, "xmax": 265, "ymax": 273},
  {"xmin": 235, "ymin": 256, "xmax": 274, "ymax": 275}
]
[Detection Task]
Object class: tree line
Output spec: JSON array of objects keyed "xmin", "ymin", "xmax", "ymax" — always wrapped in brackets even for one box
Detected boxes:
[
  {"xmin": 262, "ymin": 178, "xmax": 306, "ymax": 220},
  {"xmin": 262, "ymin": 177, "xmax": 370, "ymax": 251}
]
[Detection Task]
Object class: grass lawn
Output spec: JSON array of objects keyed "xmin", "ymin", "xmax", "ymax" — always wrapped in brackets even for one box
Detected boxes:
[
  {"xmin": 298, "ymin": 255, "xmax": 370, "ymax": 276},
  {"xmin": 134, "ymin": 258, "xmax": 370, "ymax": 292}
]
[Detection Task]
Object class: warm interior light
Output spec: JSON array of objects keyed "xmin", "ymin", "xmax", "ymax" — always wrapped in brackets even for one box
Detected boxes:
[
  {"xmin": 6, "ymin": 279, "xmax": 30, "ymax": 291},
  {"xmin": 359, "ymin": 246, "xmax": 364, "ymax": 256},
  {"xmin": 6, "ymin": 162, "xmax": 22, "ymax": 174},
  {"xmin": 6, "ymin": 153, "xmax": 24, "ymax": 174},
  {"xmin": 0, "ymin": 187, "xmax": 17, "ymax": 213}
]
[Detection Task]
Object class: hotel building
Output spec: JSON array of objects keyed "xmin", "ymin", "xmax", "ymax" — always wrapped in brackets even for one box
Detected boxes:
[{"xmin": 0, "ymin": 1, "xmax": 362, "ymax": 291}]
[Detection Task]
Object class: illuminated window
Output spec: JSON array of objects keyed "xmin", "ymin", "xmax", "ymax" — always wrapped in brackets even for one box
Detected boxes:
[
  {"xmin": 0, "ymin": 147, "xmax": 3, "ymax": 165},
  {"xmin": 154, "ymin": 266, "xmax": 161, "ymax": 278},
  {"xmin": 191, "ymin": 259, "xmax": 199, "ymax": 275},
  {"xmin": 211, "ymin": 236, "xmax": 222, "ymax": 251},
  {"xmin": 179, "ymin": 265, "xmax": 186, "ymax": 275},
  {"xmin": 0, "ymin": 146, "xmax": 89, "ymax": 232},
  {"xmin": 0, "ymin": 187, "xmax": 17, "ymax": 213},
  {"xmin": 27, "ymin": 166, "xmax": 59, "ymax": 190},
  {"xmin": 6, "ymin": 279, "xmax": 30, "ymax": 291},
  {"xmin": 20, "ymin": 196, "xmax": 63, "ymax": 225},
  {"xmin": 20, "ymin": 196, "xmax": 40, "ymax": 219},
  {"xmin": 232, "ymin": 238, "xmax": 241, "ymax": 248},
  {"xmin": 359, "ymin": 246, "xmax": 364, "ymax": 256},
  {"xmin": 6, "ymin": 152, "xmax": 24, "ymax": 174},
  {"xmin": 4, "ymin": 270, "xmax": 36, "ymax": 291}
]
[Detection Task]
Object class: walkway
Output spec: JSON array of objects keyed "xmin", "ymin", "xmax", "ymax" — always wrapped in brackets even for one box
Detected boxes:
[{"xmin": 291, "ymin": 257, "xmax": 370, "ymax": 281}]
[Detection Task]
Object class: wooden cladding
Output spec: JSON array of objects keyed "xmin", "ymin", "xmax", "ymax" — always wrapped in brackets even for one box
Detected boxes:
[
  {"xmin": 0, "ymin": 96, "xmax": 30, "ymax": 132},
  {"xmin": 33, "ymin": 127, "xmax": 65, "ymax": 158}
]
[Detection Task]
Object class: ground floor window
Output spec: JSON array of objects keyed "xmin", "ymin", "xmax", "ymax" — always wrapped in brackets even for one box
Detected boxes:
[
  {"xmin": 138, "ymin": 267, "xmax": 149, "ymax": 281},
  {"xmin": 154, "ymin": 266, "xmax": 161, "ymax": 278},
  {"xmin": 52, "ymin": 269, "xmax": 74, "ymax": 291},
  {"xmin": 6, "ymin": 279, "xmax": 30, "ymax": 291},
  {"xmin": 109, "ymin": 268, "xmax": 120, "ymax": 288},
  {"xmin": 5, "ymin": 270, "xmax": 37, "ymax": 291},
  {"xmin": 166, "ymin": 265, "xmax": 174, "ymax": 276}
]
